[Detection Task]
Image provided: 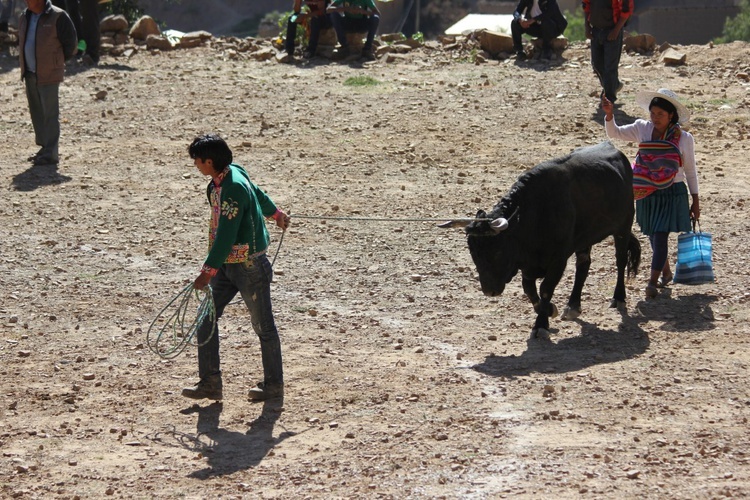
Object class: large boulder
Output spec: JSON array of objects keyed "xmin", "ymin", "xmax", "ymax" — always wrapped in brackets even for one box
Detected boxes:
[
  {"xmin": 100, "ymin": 14, "xmax": 129, "ymax": 33},
  {"xmin": 624, "ymin": 33, "xmax": 656, "ymax": 53},
  {"xmin": 130, "ymin": 16, "xmax": 161, "ymax": 41},
  {"xmin": 146, "ymin": 34, "xmax": 173, "ymax": 51},
  {"xmin": 478, "ymin": 30, "xmax": 513, "ymax": 56}
]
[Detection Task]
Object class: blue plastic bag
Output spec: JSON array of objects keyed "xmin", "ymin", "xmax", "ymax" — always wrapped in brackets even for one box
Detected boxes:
[{"xmin": 674, "ymin": 221, "xmax": 715, "ymax": 285}]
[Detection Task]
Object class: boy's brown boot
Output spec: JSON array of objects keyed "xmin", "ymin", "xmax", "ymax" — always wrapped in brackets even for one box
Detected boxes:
[
  {"xmin": 248, "ymin": 382, "xmax": 283, "ymax": 401},
  {"xmin": 182, "ymin": 374, "xmax": 223, "ymax": 400}
]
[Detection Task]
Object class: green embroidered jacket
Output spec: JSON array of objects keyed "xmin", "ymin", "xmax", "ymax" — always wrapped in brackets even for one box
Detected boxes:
[{"xmin": 202, "ymin": 164, "xmax": 278, "ymax": 273}]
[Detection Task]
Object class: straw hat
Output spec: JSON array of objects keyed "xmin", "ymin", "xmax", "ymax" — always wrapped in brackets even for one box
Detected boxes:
[{"xmin": 635, "ymin": 88, "xmax": 690, "ymax": 125}]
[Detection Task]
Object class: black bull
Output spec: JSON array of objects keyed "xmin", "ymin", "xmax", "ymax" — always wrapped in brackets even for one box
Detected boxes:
[{"xmin": 442, "ymin": 141, "xmax": 641, "ymax": 339}]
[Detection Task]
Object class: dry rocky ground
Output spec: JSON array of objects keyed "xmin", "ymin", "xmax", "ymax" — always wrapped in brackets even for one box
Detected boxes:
[{"xmin": 1, "ymin": 33, "xmax": 750, "ymax": 499}]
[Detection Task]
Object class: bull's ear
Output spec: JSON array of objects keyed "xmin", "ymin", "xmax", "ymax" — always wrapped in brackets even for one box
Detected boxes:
[
  {"xmin": 490, "ymin": 218, "xmax": 509, "ymax": 233},
  {"xmin": 476, "ymin": 209, "xmax": 486, "ymax": 218}
]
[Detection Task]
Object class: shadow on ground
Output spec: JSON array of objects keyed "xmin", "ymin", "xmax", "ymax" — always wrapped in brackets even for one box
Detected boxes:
[
  {"xmin": 152, "ymin": 399, "xmax": 296, "ymax": 478},
  {"xmin": 11, "ymin": 163, "xmax": 71, "ymax": 191},
  {"xmin": 472, "ymin": 292, "xmax": 717, "ymax": 378}
]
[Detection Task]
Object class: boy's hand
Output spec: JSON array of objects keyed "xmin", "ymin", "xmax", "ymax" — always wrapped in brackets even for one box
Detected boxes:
[
  {"xmin": 273, "ymin": 209, "xmax": 291, "ymax": 230},
  {"xmin": 193, "ymin": 272, "xmax": 212, "ymax": 290}
]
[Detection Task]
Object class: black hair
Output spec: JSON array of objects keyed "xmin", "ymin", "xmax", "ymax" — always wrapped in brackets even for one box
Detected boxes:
[
  {"xmin": 649, "ymin": 97, "xmax": 679, "ymax": 125},
  {"xmin": 188, "ymin": 133, "xmax": 233, "ymax": 171}
]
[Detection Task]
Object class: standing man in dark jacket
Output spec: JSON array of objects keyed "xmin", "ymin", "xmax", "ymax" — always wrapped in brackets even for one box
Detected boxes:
[
  {"xmin": 511, "ymin": 0, "xmax": 568, "ymax": 60},
  {"xmin": 583, "ymin": 0, "xmax": 633, "ymax": 103},
  {"xmin": 52, "ymin": 0, "xmax": 99, "ymax": 64},
  {"xmin": 19, "ymin": 0, "xmax": 77, "ymax": 166}
]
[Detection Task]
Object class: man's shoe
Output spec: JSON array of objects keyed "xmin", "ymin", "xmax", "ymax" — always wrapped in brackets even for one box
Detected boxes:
[
  {"xmin": 333, "ymin": 45, "xmax": 351, "ymax": 60},
  {"xmin": 361, "ymin": 48, "xmax": 376, "ymax": 61},
  {"xmin": 182, "ymin": 374, "xmax": 223, "ymax": 400},
  {"xmin": 515, "ymin": 49, "xmax": 527, "ymax": 61},
  {"xmin": 33, "ymin": 155, "xmax": 59, "ymax": 166},
  {"xmin": 248, "ymin": 382, "xmax": 283, "ymax": 401},
  {"xmin": 645, "ymin": 283, "xmax": 658, "ymax": 298},
  {"xmin": 302, "ymin": 49, "xmax": 314, "ymax": 59},
  {"xmin": 541, "ymin": 48, "xmax": 552, "ymax": 60}
]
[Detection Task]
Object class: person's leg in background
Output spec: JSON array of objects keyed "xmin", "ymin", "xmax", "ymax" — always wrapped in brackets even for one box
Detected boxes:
[
  {"xmin": 78, "ymin": 0, "xmax": 100, "ymax": 64},
  {"xmin": 0, "ymin": 0, "xmax": 15, "ymax": 33}
]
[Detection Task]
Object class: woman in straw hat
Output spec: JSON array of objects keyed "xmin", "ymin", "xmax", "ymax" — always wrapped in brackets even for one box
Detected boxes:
[{"xmin": 602, "ymin": 89, "xmax": 700, "ymax": 298}]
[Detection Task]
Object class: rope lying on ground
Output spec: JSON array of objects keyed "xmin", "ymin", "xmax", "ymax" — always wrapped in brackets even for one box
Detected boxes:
[{"xmin": 146, "ymin": 284, "xmax": 216, "ymax": 359}]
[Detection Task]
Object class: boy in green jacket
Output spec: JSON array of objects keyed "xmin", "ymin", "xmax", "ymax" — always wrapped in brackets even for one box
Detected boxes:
[{"xmin": 183, "ymin": 134, "xmax": 290, "ymax": 402}]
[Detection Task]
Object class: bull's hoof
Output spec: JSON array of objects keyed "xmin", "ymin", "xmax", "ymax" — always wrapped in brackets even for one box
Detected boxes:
[
  {"xmin": 532, "ymin": 303, "xmax": 558, "ymax": 318},
  {"xmin": 562, "ymin": 306, "xmax": 581, "ymax": 320},
  {"xmin": 609, "ymin": 299, "xmax": 626, "ymax": 311},
  {"xmin": 531, "ymin": 328, "xmax": 550, "ymax": 340}
]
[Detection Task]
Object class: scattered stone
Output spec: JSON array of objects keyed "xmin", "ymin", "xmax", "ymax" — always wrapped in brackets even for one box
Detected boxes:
[
  {"xmin": 661, "ymin": 48, "xmax": 686, "ymax": 65},
  {"xmin": 146, "ymin": 34, "xmax": 173, "ymax": 51}
]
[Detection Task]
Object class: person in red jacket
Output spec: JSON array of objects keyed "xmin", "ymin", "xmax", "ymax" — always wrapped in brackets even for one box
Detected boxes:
[{"xmin": 583, "ymin": 0, "xmax": 633, "ymax": 103}]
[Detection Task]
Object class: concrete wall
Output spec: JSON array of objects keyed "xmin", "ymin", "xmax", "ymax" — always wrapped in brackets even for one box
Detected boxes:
[
  {"xmin": 138, "ymin": 0, "xmax": 289, "ymax": 35},
  {"xmin": 630, "ymin": 4, "xmax": 741, "ymax": 44}
]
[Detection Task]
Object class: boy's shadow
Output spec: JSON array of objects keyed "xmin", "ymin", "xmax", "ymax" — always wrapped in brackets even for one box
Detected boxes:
[
  {"xmin": 178, "ymin": 399, "xmax": 293, "ymax": 478},
  {"xmin": 11, "ymin": 163, "xmax": 71, "ymax": 191}
]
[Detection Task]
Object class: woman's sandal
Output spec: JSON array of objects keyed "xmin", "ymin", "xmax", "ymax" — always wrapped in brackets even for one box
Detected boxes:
[
  {"xmin": 645, "ymin": 283, "xmax": 658, "ymax": 298},
  {"xmin": 657, "ymin": 274, "xmax": 673, "ymax": 288}
]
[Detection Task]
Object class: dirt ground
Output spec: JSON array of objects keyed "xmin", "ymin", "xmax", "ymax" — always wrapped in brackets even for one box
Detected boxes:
[{"xmin": 1, "ymin": 36, "xmax": 750, "ymax": 499}]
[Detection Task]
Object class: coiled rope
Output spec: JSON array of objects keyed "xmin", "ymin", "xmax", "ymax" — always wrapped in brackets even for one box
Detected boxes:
[{"xmin": 147, "ymin": 284, "xmax": 216, "ymax": 359}]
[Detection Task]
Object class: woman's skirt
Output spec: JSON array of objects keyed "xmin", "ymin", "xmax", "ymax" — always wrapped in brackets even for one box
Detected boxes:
[{"xmin": 636, "ymin": 182, "xmax": 692, "ymax": 236}]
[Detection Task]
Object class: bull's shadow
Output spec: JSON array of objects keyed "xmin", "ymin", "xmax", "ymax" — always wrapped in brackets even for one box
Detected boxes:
[
  {"xmin": 473, "ymin": 317, "xmax": 649, "ymax": 378},
  {"xmin": 473, "ymin": 291, "xmax": 718, "ymax": 378}
]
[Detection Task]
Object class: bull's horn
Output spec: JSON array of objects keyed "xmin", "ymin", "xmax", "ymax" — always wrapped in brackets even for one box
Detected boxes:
[
  {"xmin": 437, "ymin": 220, "xmax": 466, "ymax": 229},
  {"xmin": 490, "ymin": 218, "xmax": 509, "ymax": 233}
]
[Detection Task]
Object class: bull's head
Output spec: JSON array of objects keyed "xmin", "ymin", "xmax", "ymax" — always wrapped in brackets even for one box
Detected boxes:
[{"xmin": 440, "ymin": 208, "xmax": 519, "ymax": 297}]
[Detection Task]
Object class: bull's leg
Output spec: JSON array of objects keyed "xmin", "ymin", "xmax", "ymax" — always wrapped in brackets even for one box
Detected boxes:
[
  {"xmin": 531, "ymin": 262, "xmax": 566, "ymax": 340},
  {"xmin": 610, "ymin": 233, "xmax": 629, "ymax": 309},
  {"xmin": 521, "ymin": 274, "xmax": 540, "ymax": 306},
  {"xmin": 522, "ymin": 274, "xmax": 559, "ymax": 318},
  {"xmin": 562, "ymin": 247, "xmax": 591, "ymax": 320}
]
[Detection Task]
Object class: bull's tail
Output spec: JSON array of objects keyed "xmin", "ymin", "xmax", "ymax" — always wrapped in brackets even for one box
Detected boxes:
[{"xmin": 626, "ymin": 232, "xmax": 641, "ymax": 278}]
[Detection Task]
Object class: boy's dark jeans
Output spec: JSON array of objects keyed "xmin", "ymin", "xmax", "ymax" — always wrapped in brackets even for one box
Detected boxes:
[
  {"xmin": 330, "ymin": 13, "xmax": 380, "ymax": 51},
  {"xmin": 196, "ymin": 254, "xmax": 283, "ymax": 387},
  {"xmin": 590, "ymin": 27, "xmax": 624, "ymax": 102}
]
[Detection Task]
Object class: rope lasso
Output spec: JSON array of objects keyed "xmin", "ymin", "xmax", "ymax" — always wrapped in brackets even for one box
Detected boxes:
[
  {"xmin": 146, "ymin": 284, "xmax": 216, "ymax": 359},
  {"xmin": 288, "ymin": 215, "xmax": 493, "ymax": 223}
]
